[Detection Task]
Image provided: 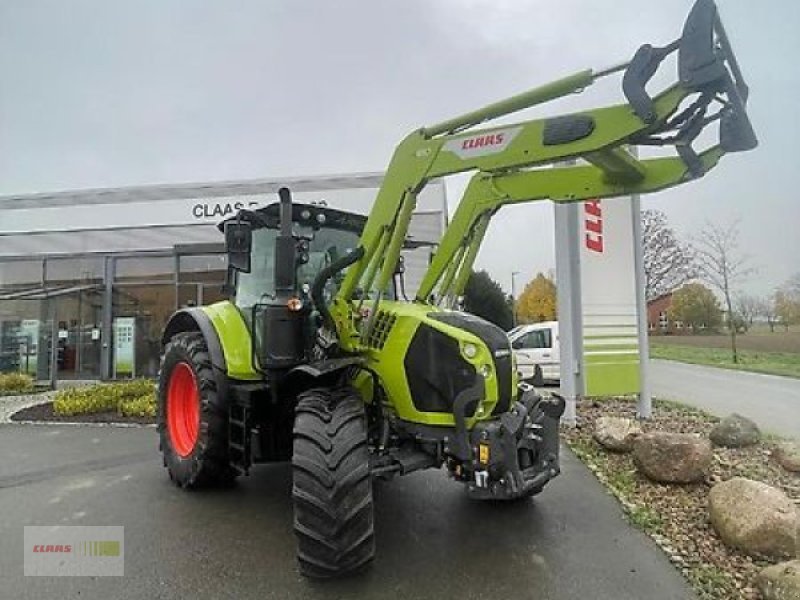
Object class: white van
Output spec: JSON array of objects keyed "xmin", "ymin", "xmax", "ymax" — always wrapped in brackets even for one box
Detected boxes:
[{"xmin": 508, "ymin": 321, "xmax": 560, "ymax": 384}]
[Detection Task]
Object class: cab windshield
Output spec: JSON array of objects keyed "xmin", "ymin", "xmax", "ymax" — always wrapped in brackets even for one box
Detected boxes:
[{"xmin": 235, "ymin": 224, "xmax": 361, "ymax": 310}]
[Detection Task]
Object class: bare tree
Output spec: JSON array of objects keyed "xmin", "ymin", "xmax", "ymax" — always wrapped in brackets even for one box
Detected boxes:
[
  {"xmin": 786, "ymin": 272, "xmax": 800, "ymax": 294},
  {"xmin": 694, "ymin": 221, "xmax": 755, "ymax": 363},
  {"xmin": 642, "ymin": 209, "xmax": 695, "ymax": 301},
  {"xmin": 734, "ymin": 293, "xmax": 761, "ymax": 331},
  {"xmin": 757, "ymin": 296, "xmax": 779, "ymax": 333}
]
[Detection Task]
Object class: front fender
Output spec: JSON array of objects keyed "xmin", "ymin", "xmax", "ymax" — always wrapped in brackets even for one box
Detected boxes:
[{"xmin": 285, "ymin": 357, "xmax": 364, "ymax": 388}]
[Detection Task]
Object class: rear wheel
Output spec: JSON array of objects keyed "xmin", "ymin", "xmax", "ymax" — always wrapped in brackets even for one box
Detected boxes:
[
  {"xmin": 292, "ymin": 385, "xmax": 375, "ymax": 578},
  {"xmin": 158, "ymin": 332, "xmax": 237, "ymax": 488}
]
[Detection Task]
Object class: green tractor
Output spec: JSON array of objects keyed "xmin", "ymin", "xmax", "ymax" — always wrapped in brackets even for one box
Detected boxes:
[{"xmin": 158, "ymin": 0, "xmax": 756, "ymax": 578}]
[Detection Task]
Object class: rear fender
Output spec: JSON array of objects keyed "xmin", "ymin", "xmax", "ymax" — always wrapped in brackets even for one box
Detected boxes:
[
  {"xmin": 161, "ymin": 307, "xmax": 229, "ymax": 399},
  {"xmin": 162, "ymin": 308, "xmax": 226, "ymax": 372},
  {"xmin": 202, "ymin": 301, "xmax": 260, "ymax": 381}
]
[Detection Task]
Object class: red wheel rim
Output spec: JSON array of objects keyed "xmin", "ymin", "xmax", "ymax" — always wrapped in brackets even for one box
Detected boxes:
[{"xmin": 166, "ymin": 362, "xmax": 200, "ymax": 458}]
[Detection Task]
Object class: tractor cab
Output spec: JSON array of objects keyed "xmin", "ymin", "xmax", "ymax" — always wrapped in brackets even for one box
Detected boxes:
[
  {"xmin": 221, "ymin": 200, "xmax": 366, "ymax": 307},
  {"xmin": 218, "ymin": 190, "xmax": 413, "ymax": 373},
  {"xmin": 219, "ymin": 192, "xmax": 367, "ymax": 371}
]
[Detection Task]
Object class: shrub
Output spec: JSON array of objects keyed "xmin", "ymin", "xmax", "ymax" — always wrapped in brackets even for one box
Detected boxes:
[
  {"xmin": 119, "ymin": 395, "xmax": 157, "ymax": 418},
  {"xmin": 54, "ymin": 379, "xmax": 156, "ymax": 417},
  {"xmin": 0, "ymin": 372, "xmax": 35, "ymax": 394}
]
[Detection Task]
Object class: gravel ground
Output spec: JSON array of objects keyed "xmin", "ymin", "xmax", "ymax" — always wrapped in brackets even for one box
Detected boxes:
[
  {"xmin": 561, "ymin": 398, "xmax": 800, "ymax": 600},
  {"xmin": 0, "ymin": 391, "xmax": 56, "ymax": 423},
  {"xmin": 10, "ymin": 401, "xmax": 156, "ymax": 425}
]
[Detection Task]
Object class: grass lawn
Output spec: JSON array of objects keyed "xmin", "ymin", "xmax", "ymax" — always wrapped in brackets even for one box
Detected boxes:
[
  {"xmin": 650, "ymin": 342, "xmax": 800, "ymax": 378},
  {"xmin": 651, "ymin": 327, "xmax": 800, "ymax": 353}
]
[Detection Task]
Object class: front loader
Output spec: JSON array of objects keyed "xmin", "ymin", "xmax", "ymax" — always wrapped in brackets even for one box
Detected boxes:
[{"xmin": 157, "ymin": 0, "xmax": 756, "ymax": 578}]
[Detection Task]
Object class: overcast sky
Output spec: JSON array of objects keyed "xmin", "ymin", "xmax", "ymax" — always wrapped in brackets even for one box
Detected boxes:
[{"xmin": 1, "ymin": 0, "xmax": 798, "ymax": 297}]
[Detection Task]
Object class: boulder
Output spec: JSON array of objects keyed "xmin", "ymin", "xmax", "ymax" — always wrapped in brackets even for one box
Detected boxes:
[
  {"xmin": 756, "ymin": 560, "xmax": 800, "ymax": 600},
  {"xmin": 708, "ymin": 477, "xmax": 799, "ymax": 560},
  {"xmin": 709, "ymin": 413, "xmax": 761, "ymax": 448},
  {"xmin": 593, "ymin": 417, "xmax": 642, "ymax": 453},
  {"xmin": 632, "ymin": 432, "xmax": 712, "ymax": 483},
  {"xmin": 773, "ymin": 442, "xmax": 800, "ymax": 473}
]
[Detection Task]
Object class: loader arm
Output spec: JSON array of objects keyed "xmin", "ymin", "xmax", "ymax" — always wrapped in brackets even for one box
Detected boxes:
[
  {"xmin": 418, "ymin": 146, "xmax": 726, "ymax": 305},
  {"xmin": 329, "ymin": 0, "xmax": 756, "ymax": 352}
]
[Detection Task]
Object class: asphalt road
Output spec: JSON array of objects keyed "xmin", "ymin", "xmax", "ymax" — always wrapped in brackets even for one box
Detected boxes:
[
  {"xmin": 650, "ymin": 359, "xmax": 800, "ymax": 439},
  {"xmin": 0, "ymin": 424, "xmax": 694, "ymax": 600}
]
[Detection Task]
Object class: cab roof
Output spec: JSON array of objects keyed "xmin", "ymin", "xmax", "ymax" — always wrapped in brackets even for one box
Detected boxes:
[
  {"xmin": 219, "ymin": 201, "xmax": 433, "ymax": 249},
  {"xmin": 218, "ymin": 201, "xmax": 366, "ymax": 234}
]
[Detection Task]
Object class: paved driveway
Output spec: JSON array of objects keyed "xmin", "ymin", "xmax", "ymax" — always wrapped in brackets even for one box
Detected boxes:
[
  {"xmin": 650, "ymin": 359, "xmax": 800, "ymax": 439},
  {"xmin": 0, "ymin": 424, "xmax": 694, "ymax": 600}
]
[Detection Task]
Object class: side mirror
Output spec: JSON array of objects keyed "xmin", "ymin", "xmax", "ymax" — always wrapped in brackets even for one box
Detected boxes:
[
  {"xmin": 224, "ymin": 221, "xmax": 252, "ymax": 273},
  {"xmin": 512, "ymin": 338, "xmax": 524, "ymax": 350}
]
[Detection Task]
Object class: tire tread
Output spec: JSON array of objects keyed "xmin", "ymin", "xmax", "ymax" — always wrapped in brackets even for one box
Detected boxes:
[
  {"xmin": 158, "ymin": 331, "xmax": 236, "ymax": 489},
  {"xmin": 292, "ymin": 385, "xmax": 375, "ymax": 578}
]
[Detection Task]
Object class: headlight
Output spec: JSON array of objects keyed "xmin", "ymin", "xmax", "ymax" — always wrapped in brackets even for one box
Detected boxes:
[{"xmin": 463, "ymin": 343, "xmax": 478, "ymax": 359}]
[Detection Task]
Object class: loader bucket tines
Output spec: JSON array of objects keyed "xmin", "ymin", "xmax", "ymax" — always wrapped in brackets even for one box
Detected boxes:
[{"xmin": 624, "ymin": 0, "xmax": 757, "ymax": 174}]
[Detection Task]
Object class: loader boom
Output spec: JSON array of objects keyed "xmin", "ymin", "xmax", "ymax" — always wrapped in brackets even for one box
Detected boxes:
[
  {"xmin": 329, "ymin": 0, "xmax": 755, "ymax": 351},
  {"xmin": 418, "ymin": 146, "xmax": 726, "ymax": 306}
]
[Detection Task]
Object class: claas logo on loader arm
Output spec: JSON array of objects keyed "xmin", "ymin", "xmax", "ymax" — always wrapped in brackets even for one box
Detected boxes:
[{"xmin": 444, "ymin": 126, "xmax": 521, "ymax": 159}]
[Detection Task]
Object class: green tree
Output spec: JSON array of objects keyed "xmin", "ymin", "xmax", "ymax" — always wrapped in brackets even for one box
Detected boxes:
[
  {"xmin": 463, "ymin": 270, "xmax": 513, "ymax": 330},
  {"xmin": 517, "ymin": 273, "xmax": 557, "ymax": 324},
  {"xmin": 668, "ymin": 283, "xmax": 722, "ymax": 333}
]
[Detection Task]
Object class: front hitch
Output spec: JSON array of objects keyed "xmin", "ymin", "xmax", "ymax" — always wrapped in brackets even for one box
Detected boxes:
[{"xmin": 456, "ymin": 386, "xmax": 566, "ymax": 500}]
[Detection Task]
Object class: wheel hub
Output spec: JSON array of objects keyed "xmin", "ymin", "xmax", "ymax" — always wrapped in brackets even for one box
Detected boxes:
[{"xmin": 167, "ymin": 362, "xmax": 200, "ymax": 457}]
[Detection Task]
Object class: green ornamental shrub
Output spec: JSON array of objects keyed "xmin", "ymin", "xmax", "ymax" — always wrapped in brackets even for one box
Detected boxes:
[
  {"xmin": 53, "ymin": 379, "xmax": 157, "ymax": 417},
  {"xmin": 119, "ymin": 395, "xmax": 157, "ymax": 418},
  {"xmin": 0, "ymin": 372, "xmax": 35, "ymax": 394}
]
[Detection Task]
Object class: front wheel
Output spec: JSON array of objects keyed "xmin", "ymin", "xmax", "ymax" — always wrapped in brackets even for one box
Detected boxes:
[
  {"xmin": 158, "ymin": 331, "xmax": 237, "ymax": 488},
  {"xmin": 292, "ymin": 385, "xmax": 375, "ymax": 578}
]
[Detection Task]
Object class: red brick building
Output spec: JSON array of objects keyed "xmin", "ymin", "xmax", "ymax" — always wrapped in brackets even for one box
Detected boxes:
[{"xmin": 646, "ymin": 292, "xmax": 689, "ymax": 335}]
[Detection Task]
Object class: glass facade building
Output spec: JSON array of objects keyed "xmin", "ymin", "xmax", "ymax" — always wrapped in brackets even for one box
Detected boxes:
[{"xmin": 0, "ymin": 174, "xmax": 446, "ymax": 381}]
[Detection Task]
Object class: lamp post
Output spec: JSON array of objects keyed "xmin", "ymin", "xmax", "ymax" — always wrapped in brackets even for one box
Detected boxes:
[{"xmin": 511, "ymin": 271, "xmax": 521, "ymax": 328}]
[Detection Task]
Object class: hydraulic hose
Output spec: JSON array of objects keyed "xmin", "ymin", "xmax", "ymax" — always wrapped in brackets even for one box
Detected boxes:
[{"xmin": 311, "ymin": 245, "xmax": 365, "ymax": 327}]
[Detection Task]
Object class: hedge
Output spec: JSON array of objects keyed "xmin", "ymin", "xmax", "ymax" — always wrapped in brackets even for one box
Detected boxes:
[
  {"xmin": 53, "ymin": 379, "xmax": 156, "ymax": 418},
  {"xmin": 0, "ymin": 372, "xmax": 35, "ymax": 395}
]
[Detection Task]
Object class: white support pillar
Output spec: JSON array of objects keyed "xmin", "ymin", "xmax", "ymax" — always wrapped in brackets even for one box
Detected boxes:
[
  {"xmin": 631, "ymin": 192, "xmax": 652, "ymax": 419},
  {"xmin": 554, "ymin": 201, "xmax": 584, "ymax": 426}
]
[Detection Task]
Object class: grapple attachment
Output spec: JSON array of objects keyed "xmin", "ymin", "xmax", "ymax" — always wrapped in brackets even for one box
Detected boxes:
[{"xmin": 623, "ymin": 0, "xmax": 757, "ymax": 174}]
